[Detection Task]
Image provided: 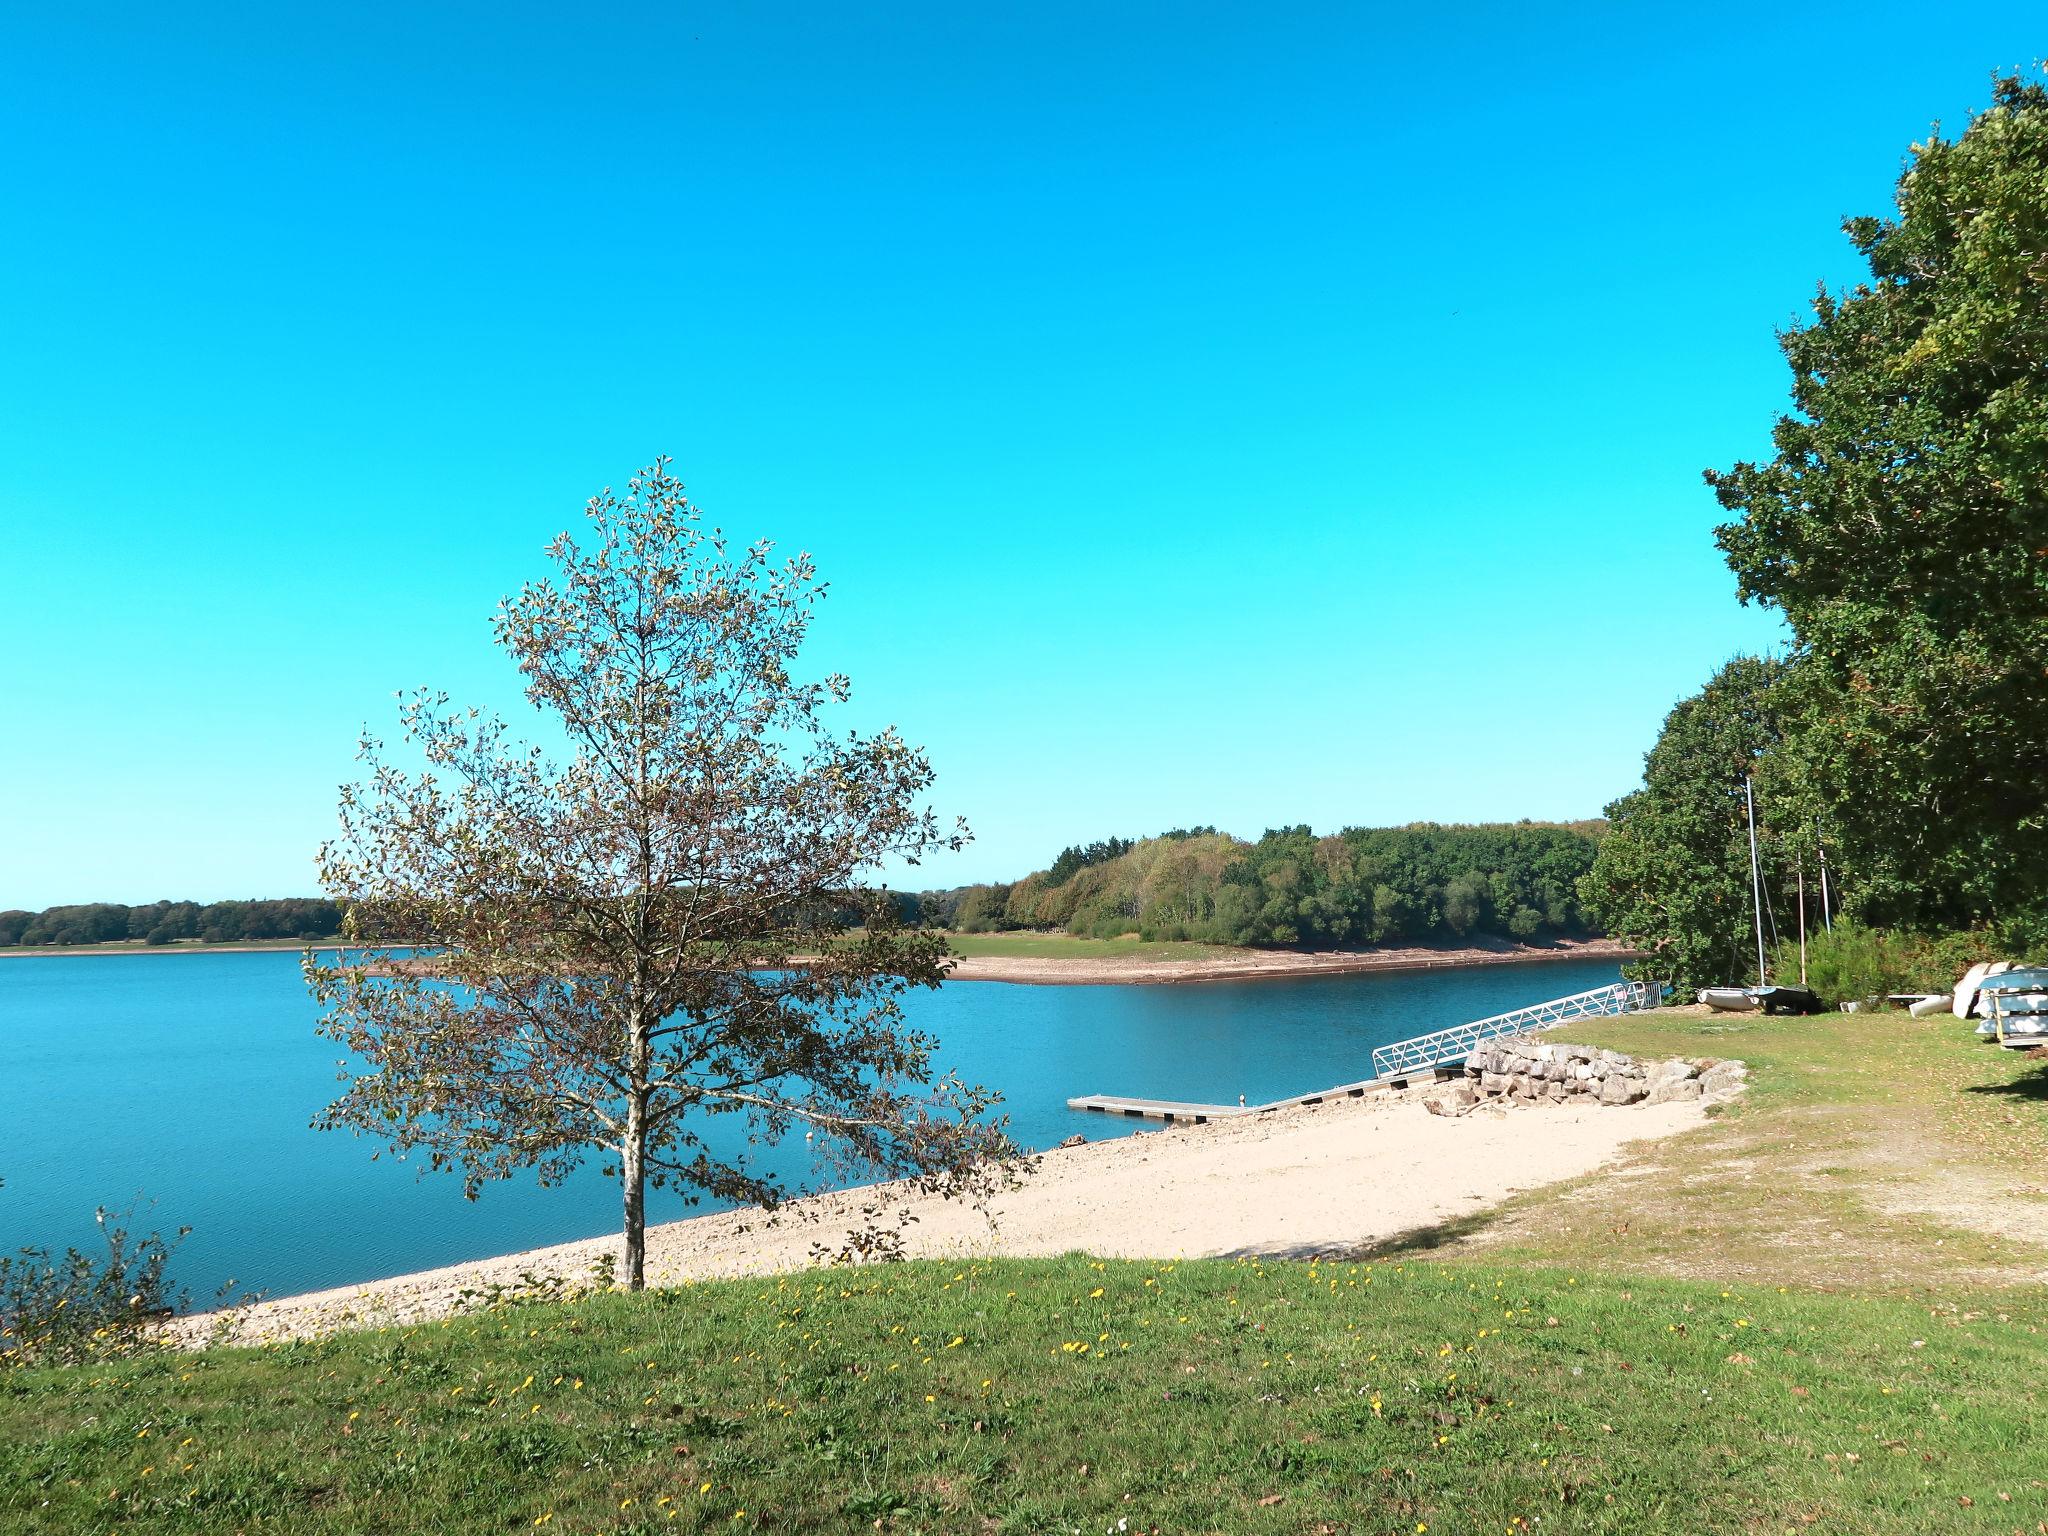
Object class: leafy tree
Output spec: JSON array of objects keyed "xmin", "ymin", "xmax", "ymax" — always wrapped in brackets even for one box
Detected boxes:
[
  {"xmin": 1368, "ymin": 882, "xmax": 1413, "ymax": 943},
  {"xmin": 1441, "ymin": 873, "xmax": 1487, "ymax": 938},
  {"xmin": 308, "ymin": 461, "xmax": 1015, "ymax": 1290},
  {"xmin": 948, "ymin": 884, "xmax": 1011, "ymax": 932},
  {"xmin": 1708, "ymin": 73, "xmax": 2048, "ymax": 936},
  {"xmin": 1043, "ymin": 837, "xmax": 1134, "ymax": 887},
  {"xmin": 1580, "ymin": 656, "xmax": 1790, "ymax": 991}
]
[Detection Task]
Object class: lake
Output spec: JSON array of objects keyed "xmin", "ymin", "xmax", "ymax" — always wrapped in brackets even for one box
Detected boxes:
[{"xmin": 0, "ymin": 950, "xmax": 1622, "ymax": 1301}]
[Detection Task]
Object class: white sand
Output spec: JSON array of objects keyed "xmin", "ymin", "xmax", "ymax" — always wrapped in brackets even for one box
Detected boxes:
[{"xmin": 189, "ymin": 1088, "xmax": 1708, "ymax": 1344}]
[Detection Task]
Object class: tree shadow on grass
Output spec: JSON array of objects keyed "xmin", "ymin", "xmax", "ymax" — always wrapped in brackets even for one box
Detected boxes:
[
  {"xmin": 1965, "ymin": 1061, "xmax": 2048, "ymax": 1102},
  {"xmin": 1216, "ymin": 1209, "xmax": 1503, "ymax": 1265}
]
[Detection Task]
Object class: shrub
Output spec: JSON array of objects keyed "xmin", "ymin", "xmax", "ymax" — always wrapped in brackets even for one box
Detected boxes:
[
  {"xmin": 0, "ymin": 1206, "xmax": 189, "ymax": 1366},
  {"xmin": 1776, "ymin": 924, "xmax": 2020, "ymax": 1008},
  {"xmin": 1905, "ymin": 929, "xmax": 2008, "ymax": 992},
  {"xmin": 1770, "ymin": 924, "xmax": 1911, "ymax": 1006}
]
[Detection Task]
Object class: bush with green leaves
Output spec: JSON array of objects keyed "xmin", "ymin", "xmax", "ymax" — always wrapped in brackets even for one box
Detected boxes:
[
  {"xmin": 1776, "ymin": 924, "xmax": 1912, "ymax": 1008},
  {"xmin": 1773, "ymin": 924, "xmax": 2019, "ymax": 1009},
  {"xmin": 0, "ymin": 1204, "xmax": 189, "ymax": 1366}
]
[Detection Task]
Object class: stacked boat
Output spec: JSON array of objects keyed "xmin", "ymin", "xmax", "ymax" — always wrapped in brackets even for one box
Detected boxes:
[{"xmin": 1961, "ymin": 962, "xmax": 2048, "ymax": 1046}]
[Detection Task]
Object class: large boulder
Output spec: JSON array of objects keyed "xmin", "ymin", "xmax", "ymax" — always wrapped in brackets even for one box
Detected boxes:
[
  {"xmin": 1458, "ymin": 1038, "xmax": 1745, "ymax": 1112},
  {"xmin": 1698, "ymin": 1060, "xmax": 1749, "ymax": 1099},
  {"xmin": 1646, "ymin": 1075, "xmax": 1704, "ymax": 1105},
  {"xmin": 1598, "ymin": 1074, "xmax": 1647, "ymax": 1106}
]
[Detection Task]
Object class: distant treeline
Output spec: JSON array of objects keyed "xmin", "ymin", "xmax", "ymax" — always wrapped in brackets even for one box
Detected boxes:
[
  {"xmin": 0, "ymin": 898, "xmax": 343, "ymax": 949},
  {"xmin": 7, "ymin": 822, "xmax": 1603, "ymax": 953},
  {"xmin": 919, "ymin": 822, "xmax": 1605, "ymax": 946}
]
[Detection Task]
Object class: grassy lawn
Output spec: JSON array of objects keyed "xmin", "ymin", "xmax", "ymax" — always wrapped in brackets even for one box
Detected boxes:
[
  {"xmin": 1423, "ymin": 1007, "xmax": 2048, "ymax": 1293},
  {"xmin": 941, "ymin": 931, "xmax": 1241, "ymax": 962},
  {"xmin": 7, "ymin": 1005, "xmax": 2047, "ymax": 1533},
  {"xmin": 7, "ymin": 1257, "xmax": 2046, "ymax": 1535}
]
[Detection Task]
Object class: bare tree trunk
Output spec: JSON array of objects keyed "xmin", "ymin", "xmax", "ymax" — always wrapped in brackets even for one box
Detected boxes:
[{"xmin": 622, "ymin": 1090, "xmax": 647, "ymax": 1290}]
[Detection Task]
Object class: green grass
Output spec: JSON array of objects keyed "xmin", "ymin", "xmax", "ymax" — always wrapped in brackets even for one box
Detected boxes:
[
  {"xmin": 10, "ymin": 1004, "xmax": 2048, "ymax": 1532},
  {"xmin": 941, "ymin": 931, "xmax": 1241, "ymax": 961},
  {"xmin": 7, "ymin": 1257, "xmax": 2046, "ymax": 1534},
  {"xmin": 1420, "ymin": 1006, "xmax": 2048, "ymax": 1291}
]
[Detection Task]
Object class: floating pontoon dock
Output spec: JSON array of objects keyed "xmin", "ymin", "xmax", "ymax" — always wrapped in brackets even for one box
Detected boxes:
[
  {"xmin": 1065, "ymin": 1077, "xmax": 1392, "ymax": 1123},
  {"xmin": 1065, "ymin": 979, "xmax": 1665, "ymax": 1124}
]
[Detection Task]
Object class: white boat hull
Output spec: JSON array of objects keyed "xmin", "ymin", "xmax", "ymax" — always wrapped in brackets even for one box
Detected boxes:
[{"xmin": 1698, "ymin": 987, "xmax": 1761, "ymax": 1013}]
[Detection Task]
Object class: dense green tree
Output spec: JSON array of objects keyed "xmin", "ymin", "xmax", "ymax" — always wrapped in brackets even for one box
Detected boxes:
[
  {"xmin": 1580, "ymin": 657, "xmax": 1791, "ymax": 991},
  {"xmin": 1043, "ymin": 838, "xmax": 1135, "ymax": 888},
  {"xmin": 1441, "ymin": 874, "xmax": 1486, "ymax": 938},
  {"xmin": 948, "ymin": 883, "xmax": 1011, "ymax": 933},
  {"xmin": 1708, "ymin": 74, "xmax": 2048, "ymax": 937}
]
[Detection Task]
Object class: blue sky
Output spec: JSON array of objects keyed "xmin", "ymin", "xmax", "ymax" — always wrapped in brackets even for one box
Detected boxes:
[{"xmin": 1, "ymin": 4, "xmax": 2039, "ymax": 907}]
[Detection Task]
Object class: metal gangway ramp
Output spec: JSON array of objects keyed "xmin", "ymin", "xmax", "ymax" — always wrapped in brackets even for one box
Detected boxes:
[
  {"xmin": 1068, "ymin": 978, "xmax": 1670, "ymax": 1122},
  {"xmin": 1368, "ymin": 979, "xmax": 1665, "ymax": 1083}
]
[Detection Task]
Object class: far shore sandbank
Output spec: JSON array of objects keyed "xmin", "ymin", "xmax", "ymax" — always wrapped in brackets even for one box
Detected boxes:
[{"xmin": 941, "ymin": 938, "xmax": 1642, "ymax": 986}]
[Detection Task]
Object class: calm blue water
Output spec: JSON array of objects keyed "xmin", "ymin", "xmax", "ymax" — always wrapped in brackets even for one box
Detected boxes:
[{"xmin": 0, "ymin": 951, "xmax": 1620, "ymax": 1300}]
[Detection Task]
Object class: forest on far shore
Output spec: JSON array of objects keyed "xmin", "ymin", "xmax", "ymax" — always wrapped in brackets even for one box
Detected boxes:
[
  {"xmin": 0, "ymin": 898, "xmax": 342, "ymax": 948},
  {"xmin": 4, "ymin": 821, "xmax": 1604, "ymax": 954},
  {"xmin": 918, "ymin": 821, "xmax": 1605, "ymax": 948}
]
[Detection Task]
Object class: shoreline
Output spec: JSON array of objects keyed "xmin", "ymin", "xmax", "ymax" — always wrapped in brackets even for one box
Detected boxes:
[
  {"xmin": 187, "ymin": 1084, "xmax": 1706, "ymax": 1345},
  {"xmin": 0, "ymin": 939, "xmax": 349, "ymax": 960},
  {"xmin": 941, "ymin": 938, "xmax": 1643, "ymax": 986},
  {"xmin": 0, "ymin": 936, "xmax": 1643, "ymax": 985}
]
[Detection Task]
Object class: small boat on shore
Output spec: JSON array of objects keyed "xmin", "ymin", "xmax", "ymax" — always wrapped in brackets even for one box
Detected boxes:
[
  {"xmin": 1699, "ymin": 779, "xmax": 1827, "ymax": 1019},
  {"xmin": 1757, "ymin": 984, "xmax": 1822, "ymax": 1015},
  {"xmin": 1699, "ymin": 986, "xmax": 1761, "ymax": 1012},
  {"xmin": 1698, "ymin": 984, "xmax": 1823, "ymax": 1015},
  {"xmin": 1954, "ymin": 960, "xmax": 2012, "ymax": 1019}
]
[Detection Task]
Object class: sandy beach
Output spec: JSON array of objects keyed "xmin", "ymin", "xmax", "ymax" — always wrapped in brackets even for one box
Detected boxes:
[{"xmin": 194, "ymin": 1084, "xmax": 1708, "ymax": 1345}]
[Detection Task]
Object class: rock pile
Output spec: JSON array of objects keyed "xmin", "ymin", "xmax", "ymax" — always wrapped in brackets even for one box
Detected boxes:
[{"xmin": 1422, "ymin": 1039, "xmax": 1748, "ymax": 1116}]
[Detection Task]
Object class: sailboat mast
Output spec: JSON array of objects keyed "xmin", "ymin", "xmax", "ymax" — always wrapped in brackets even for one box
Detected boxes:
[
  {"xmin": 1797, "ymin": 855, "xmax": 1808, "ymax": 986},
  {"xmin": 1745, "ymin": 775, "xmax": 1768, "ymax": 985},
  {"xmin": 1817, "ymin": 835, "xmax": 1833, "ymax": 933}
]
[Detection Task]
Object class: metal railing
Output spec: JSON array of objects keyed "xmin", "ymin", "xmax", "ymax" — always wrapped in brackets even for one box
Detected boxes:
[{"xmin": 1370, "ymin": 979, "xmax": 1666, "ymax": 1080}]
